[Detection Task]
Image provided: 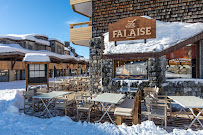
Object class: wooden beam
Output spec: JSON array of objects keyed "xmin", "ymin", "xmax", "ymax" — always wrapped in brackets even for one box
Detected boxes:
[{"xmin": 11, "ymin": 55, "xmax": 18, "ymax": 70}]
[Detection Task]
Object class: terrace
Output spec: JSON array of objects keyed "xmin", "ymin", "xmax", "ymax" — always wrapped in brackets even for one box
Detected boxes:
[{"xmin": 70, "ymin": 21, "xmax": 92, "ymax": 47}]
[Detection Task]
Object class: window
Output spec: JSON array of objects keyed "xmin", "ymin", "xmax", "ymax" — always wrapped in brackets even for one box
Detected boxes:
[
  {"xmin": 0, "ymin": 70, "xmax": 8, "ymax": 77},
  {"xmin": 166, "ymin": 44, "xmax": 196, "ymax": 79},
  {"xmin": 0, "ymin": 70, "xmax": 9, "ymax": 82},
  {"xmin": 29, "ymin": 64, "xmax": 45, "ymax": 78},
  {"xmin": 115, "ymin": 60, "xmax": 148, "ymax": 80},
  {"xmin": 28, "ymin": 45, "xmax": 33, "ymax": 50}
]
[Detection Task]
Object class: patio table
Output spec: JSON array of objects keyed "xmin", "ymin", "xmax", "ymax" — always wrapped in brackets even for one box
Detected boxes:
[
  {"xmin": 92, "ymin": 93, "xmax": 125, "ymax": 124},
  {"xmin": 32, "ymin": 91, "xmax": 72, "ymax": 117},
  {"xmin": 168, "ymin": 96, "xmax": 203, "ymax": 128}
]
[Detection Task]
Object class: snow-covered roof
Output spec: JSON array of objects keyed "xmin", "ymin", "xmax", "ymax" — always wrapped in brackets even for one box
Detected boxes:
[
  {"xmin": 49, "ymin": 38, "xmax": 64, "ymax": 45},
  {"xmin": 0, "ymin": 34, "xmax": 50, "ymax": 46},
  {"xmin": 0, "ymin": 44, "xmax": 87, "ymax": 63},
  {"xmin": 75, "ymin": 56, "xmax": 86, "ymax": 61},
  {"xmin": 70, "ymin": 52, "xmax": 75, "ymax": 56},
  {"xmin": 23, "ymin": 53, "xmax": 50, "ymax": 62},
  {"xmin": 64, "ymin": 47, "xmax": 70, "ymax": 51},
  {"xmin": 104, "ymin": 18, "xmax": 203, "ymax": 55},
  {"xmin": 31, "ymin": 34, "xmax": 49, "ymax": 39}
]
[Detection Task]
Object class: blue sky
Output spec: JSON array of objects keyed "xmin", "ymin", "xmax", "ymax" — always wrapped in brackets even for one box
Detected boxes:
[{"xmin": 0, "ymin": 0, "xmax": 89, "ymax": 58}]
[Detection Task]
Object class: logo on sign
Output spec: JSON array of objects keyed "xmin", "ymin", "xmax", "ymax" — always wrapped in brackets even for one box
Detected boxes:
[{"xmin": 109, "ymin": 17, "xmax": 156, "ymax": 41}]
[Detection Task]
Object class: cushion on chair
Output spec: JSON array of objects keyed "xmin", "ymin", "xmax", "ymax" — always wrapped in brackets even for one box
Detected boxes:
[
  {"xmin": 77, "ymin": 103, "xmax": 94, "ymax": 110},
  {"xmin": 114, "ymin": 99, "xmax": 134, "ymax": 116},
  {"xmin": 114, "ymin": 111, "xmax": 132, "ymax": 117}
]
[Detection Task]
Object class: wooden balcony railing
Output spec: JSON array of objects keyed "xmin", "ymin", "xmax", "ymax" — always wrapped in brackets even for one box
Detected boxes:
[
  {"xmin": 70, "ymin": 21, "xmax": 92, "ymax": 47},
  {"xmin": 70, "ymin": 0, "xmax": 91, "ymax": 5}
]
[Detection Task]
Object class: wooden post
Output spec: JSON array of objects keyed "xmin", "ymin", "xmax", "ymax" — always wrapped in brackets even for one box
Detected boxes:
[
  {"xmin": 116, "ymin": 116, "xmax": 122, "ymax": 125},
  {"xmin": 47, "ymin": 63, "xmax": 49, "ymax": 91},
  {"xmin": 25, "ymin": 63, "xmax": 28, "ymax": 91}
]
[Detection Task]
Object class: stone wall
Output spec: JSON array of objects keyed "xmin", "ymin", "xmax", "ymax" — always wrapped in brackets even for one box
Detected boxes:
[
  {"xmin": 101, "ymin": 59, "xmax": 113, "ymax": 92},
  {"xmin": 89, "ymin": 35, "xmax": 167, "ymax": 93},
  {"xmin": 89, "ymin": 37, "xmax": 103, "ymax": 93},
  {"xmin": 161, "ymin": 80, "xmax": 203, "ymax": 98},
  {"xmin": 148, "ymin": 56, "xmax": 166, "ymax": 87},
  {"xmin": 92, "ymin": 0, "xmax": 203, "ymax": 37},
  {"xmin": 200, "ymin": 40, "xmax": 203, "ymax": 78}
]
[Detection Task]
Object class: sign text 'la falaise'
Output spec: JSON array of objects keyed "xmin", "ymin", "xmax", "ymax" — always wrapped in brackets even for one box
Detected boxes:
[{"xmin": 109, "ymin": 17, "xmax": 156, "ymax": 42}]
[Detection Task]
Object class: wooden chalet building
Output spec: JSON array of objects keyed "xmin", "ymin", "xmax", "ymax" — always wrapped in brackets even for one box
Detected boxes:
[{"xmin": 0, "ymin": 34, "xmax": 88, "ymax": 82}]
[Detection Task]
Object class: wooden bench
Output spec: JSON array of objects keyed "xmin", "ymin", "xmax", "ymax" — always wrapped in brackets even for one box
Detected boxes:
[{"xmin": 114, "ymin": 90, "xmax": 142, "ymax": 125}]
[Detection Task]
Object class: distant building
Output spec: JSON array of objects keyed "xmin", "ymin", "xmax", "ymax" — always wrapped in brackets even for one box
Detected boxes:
[
  {"xmin": 0, "ymin": 34, "xmax": 51, "ymax": 51},
  {"xmin": 0, "ymin": 34, "xmax": 88, "ymax": 82},
  {"xmin": 49, "ymin": 38, "xmax": 65, "ymax": 54}
]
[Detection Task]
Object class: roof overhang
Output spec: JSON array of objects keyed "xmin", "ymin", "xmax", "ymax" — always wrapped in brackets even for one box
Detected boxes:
[
  {"xmin": 102, "ymin": 32, "xmax": 203, "ymax": 60},
  {"xmin": 72, "ymin": 1, "xmax": 92, "ymax": 17}
]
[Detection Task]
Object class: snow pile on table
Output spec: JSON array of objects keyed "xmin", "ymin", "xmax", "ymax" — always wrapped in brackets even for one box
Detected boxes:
[
  {"xmin": 0, "ymin": 34, "xmax": 50, "ymax": 46},
  {"xmin": 104, "ymin": 17, "xmax": 203, "ymax": 54},
  {"xmin": 23, "ymin": 53, "xmax": 50, "ymax": 62},
  {"xmin": 0, "ymin": 81, "xmax": 203, "ymax": 134}
]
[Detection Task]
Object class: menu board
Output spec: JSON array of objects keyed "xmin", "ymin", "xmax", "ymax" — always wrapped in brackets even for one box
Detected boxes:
[
  {"xmin": 28, "ymin": 64, "xmax": 48, "ymax": 84},
  {"xmin": 29, "ymin": 64, "xmax": 45, "ymax": 78}
]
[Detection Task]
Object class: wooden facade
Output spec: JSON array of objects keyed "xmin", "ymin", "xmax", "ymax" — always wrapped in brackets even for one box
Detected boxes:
[
  {"xmin": 0, "ymin": 61, "xmax": 87, "ymax": 71},
  {"xmin": 70, "ymin": 21, "xmax": 92, "ymax": 47},
  {"xmin": 92, "ymin": 0, "xmax": 203, "ymax": 37}
]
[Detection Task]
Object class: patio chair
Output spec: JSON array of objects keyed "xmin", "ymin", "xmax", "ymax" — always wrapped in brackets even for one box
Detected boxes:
[
  {"xmin": 23, "ymin": 90, "xmax": 41, "ymax": 114},
  {"xmin": 145, "ymin": 95, "xmax": 169, "ymax": 129},
  {"xmin": 37, "ymin": 88, "xmax": 48, "ymax": 94},
  {"xmin": 144, "ymin": 86, "xmax": 172, "ymax": 116},
  {"xmin": 54, "ymin": 93, "xmax": 76, "ymax": 116},
  {"xmin": 75, "ymin": 91, "xmax": 94, "ymax": 122},
  {"xmin": 59, "ymin": 81, "xmax": 66, "ymax": 91},
  {"xmin": 49, "ymin": 82, "xmax": 56, "ymax": 91},
  {"xmin": 114, "ymin": 90, "xmax": 142, "ymax": 125},
  {"xmin": 143, "ymin": 86, "xmax": 159, "ymax": 98}
]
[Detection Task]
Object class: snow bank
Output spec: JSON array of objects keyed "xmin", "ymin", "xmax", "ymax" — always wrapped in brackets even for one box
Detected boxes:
[
  {"xmin": 0, "ymin": 89, "xmax": 168, "ymax": 135},
  {"xmin": 166, "ymin": 78, "xmax": 203, "ymax": 84},
  {"xmin": 23, "ymin": 53, "xmax": 50, "ymax": 62},
  {"xmin": 0, "ymin": 34, "xmax": 50, "ymax": 46},
  {"xmin": 113, "ymin": 78, "xmax": 148, "ymax": 87},
  {"xmin": 104, "ymin": 17, "xmax": 203, "ymax": 54}
]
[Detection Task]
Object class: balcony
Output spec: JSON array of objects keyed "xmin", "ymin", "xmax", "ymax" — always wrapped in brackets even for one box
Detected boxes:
[
  {"xmin": 70, "ymin": 21, "xmax": 92, "ymax": 47},
  {"xmin": 70, "ymin": 0, "xmax": 92, "ymax": 17}
]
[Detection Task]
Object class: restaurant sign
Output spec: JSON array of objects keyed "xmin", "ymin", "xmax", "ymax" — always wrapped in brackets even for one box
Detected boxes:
[{"xmin": 109, "ymin": 16, "xmax": 156, "ymax": 42}]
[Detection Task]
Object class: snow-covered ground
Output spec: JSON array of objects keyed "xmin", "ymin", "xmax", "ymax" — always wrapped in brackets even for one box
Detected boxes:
[{"xmin": 0, "ymin": 76, "xmax": 203, "ymax": 135}]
